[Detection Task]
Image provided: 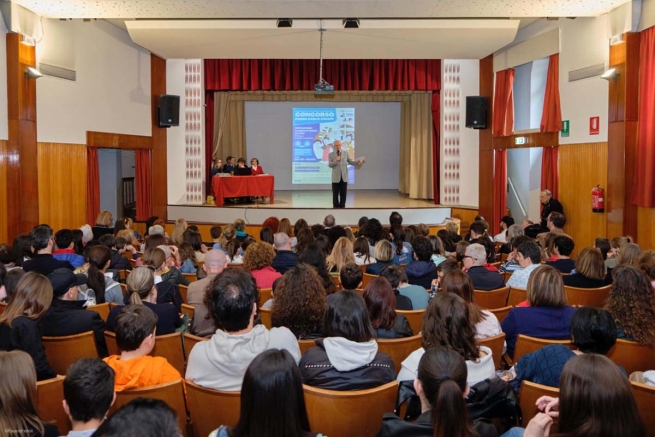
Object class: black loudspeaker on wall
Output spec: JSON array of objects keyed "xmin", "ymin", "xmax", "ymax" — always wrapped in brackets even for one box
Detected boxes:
[
  {"xmin": 465, "ymin": 96, "xmax": 488, "ymax": 129},
  {"xmin": 158, "ymin": 94, "xmax": 180, "ymax": 128}
]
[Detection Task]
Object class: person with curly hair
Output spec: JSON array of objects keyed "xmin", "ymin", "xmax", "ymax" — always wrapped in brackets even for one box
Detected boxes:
[
  {"xmin": 397, "ymin": 292, "xmax": 495, "ymax": 386},
  {"xmin": 326, "ymin": 237, "xmax": 356, "ymax": 273},
  {"xmin": 272, "ymin": 265, "xmax": 326, "ymax": 339},
  {"xmin": 243, "ymin": 242, "xmax": 281, "ymax": 289},
  {"xmin": 608, "ymin": 265, "xmax": 655, "ymax": 346},
  {"xmin": 363, "ymin": 218, "xmax": 384, "ymax": 249}
]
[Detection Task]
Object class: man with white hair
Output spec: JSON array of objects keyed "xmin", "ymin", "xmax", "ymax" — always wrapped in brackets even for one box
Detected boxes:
[
  {"xmin": 463, "ymin": 243, "xmax": 505, "ymax": 291},
  {"xmin": 539, "ymin": 189, "xmax": 563, "ymax": 230},
  {"xmin": 148, "ymin": 224, "xmax": 166, "ymax": 236},
  {"xmin": 323, "ymin": 214, "xmax": 336, "ymax": 229},
  {"xmin": 271, "ymin": 233, "xmax": 298, "ymax": 274},
  {"xmin": 187, "ymin": 250, "xmax": 228, "ymax": 337}
]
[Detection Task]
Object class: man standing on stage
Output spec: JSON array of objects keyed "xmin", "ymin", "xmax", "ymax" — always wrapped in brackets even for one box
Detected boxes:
[
  {"xmin": 539, "ymin": 189, "xmax": 563, "ymax": 230},
  {"xmin": 328, "ymin": 140, "xmax": 363, "ymax": 208}
]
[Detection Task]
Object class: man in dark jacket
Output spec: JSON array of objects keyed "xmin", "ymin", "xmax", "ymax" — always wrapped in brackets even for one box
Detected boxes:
[
  {"xmin": 41, "ymin": 268, "xmax": 108, "ymax": 357},
  {"xmin": 52, "ymin": 229, "xmax": 85, "ymax": 268},
  {"xmin": 98, "ymin": 234, "xmax": 131, "ymax": 270},
  {"xmin": 540, "ymin": 189, "xmax": 564, "ymax": 230},
  {"xmin": 464, "ymin": 244, "xmax": 505, "ymax": 291},
  {"xmin": 23, "ymin": 225, "xmax": 74, "ymax": 275},
  {"xmin": 403, "ymin": 236, "xmax": 437, "ymax": 290},
  {"xmin": 271, "ymin": 233, "xmax": 298, "ymax": 274}
]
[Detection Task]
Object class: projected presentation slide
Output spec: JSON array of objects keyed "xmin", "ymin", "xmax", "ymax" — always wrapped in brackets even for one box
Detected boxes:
[{"xmin": 292, "ymin": 107, "xmax": 355, "ymax": 185}]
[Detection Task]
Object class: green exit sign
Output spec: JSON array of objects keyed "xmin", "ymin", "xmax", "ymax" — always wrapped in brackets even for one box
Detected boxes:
[{"xmin": 561, "ymin": 120, "xmax": 570, "ymax": 137}]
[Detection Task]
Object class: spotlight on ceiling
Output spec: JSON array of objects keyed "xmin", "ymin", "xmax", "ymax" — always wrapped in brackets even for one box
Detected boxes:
[
  {"xmin": 600, "ymin": 68, "xmax": 618, "ymax": 81},
  {"xmin": 26, "ymin": 67, "xmax": 43, "ymax": 79},
  {"xmin": 276, "ymin": 18, "xmax": 293, "ymax": 28},
  {"xmin": 343, "ymin": 18, "xmax": 360, "ymax": 29}
]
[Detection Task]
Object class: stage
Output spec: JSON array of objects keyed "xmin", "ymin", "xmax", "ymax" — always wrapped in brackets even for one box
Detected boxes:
[{"xmin": 168, "ymin": 190, "xmax": 454, "ymax": 225}]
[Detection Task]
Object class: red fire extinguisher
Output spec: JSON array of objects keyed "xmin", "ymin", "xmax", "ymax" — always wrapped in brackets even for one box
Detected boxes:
[{"xmin": 592, "ymin": 185, "xmax": 605, "ymax": 213}]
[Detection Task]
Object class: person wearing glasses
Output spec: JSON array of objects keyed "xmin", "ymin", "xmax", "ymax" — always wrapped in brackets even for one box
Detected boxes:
[{"xmin": 463, "ymin": 243, "xmax": 505, "ymax": 291}]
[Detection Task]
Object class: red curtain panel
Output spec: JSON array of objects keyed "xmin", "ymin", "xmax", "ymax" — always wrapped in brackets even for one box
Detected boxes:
[
  {"xmin": 135, "ymin": 149, "xmax": 153, "ymax": 221},
  {"xmin": 493, "ymin": 149, "xmax": 508, "ymax": 234},
  {"xmin": 541, "ymin": 146, "xmax": 559, "ymax": 199},
  {"xmin": 632, "ymin": 26, "xmax": 655, "ymax": 207},
  {"xmin": 540, "ymin": 54, "xmax": 563, "ymax": 133},
  {"xmin": 204, "ymin": 59, "xmax": 441, "ymax": 202},
  {"xmin": 492, "ymin": 69, "xmax": 515, "ymax": 137},
  {"xmin": 86, "ymin": 147, "xmax": 100, "ymax": 225}
]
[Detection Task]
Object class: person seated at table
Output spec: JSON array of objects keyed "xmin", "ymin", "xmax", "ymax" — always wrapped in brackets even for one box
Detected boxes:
[
  {"xmin": 250, "ymin": 157, "xmax": 264, "ymax": 175},
  {"xmin": 223, "ymin": 156, "xmax": 235, "ymax": 174},
  {"xmin": 210, "ymin": 158, "xmax": 223, "ymax": 178},
  {"xmin": 233, "ymin": 158, "xmax": 251, "ymax": 176}
]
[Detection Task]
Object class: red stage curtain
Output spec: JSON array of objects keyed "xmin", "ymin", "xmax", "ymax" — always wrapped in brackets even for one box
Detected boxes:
[
  {"xmin": 135, "ymin": 149, "xmax": 152, "ymax": 221},
  {"xmin": 86, "ymin": 147, "xmax": 100, "ymax": 225},
  {"xmin": 493, "ymin": 149, "xmax": 508, "ymax": 234},
  {"xmin": 632, "ymin": 26, "xmax": 655, "ymax": 207},
  {"xmin": 204, "ymin": 59, "xmax": 441, "ymax": 202},
  {"xmin": 541, "ymin": 146, "xmax": 559, "ymax": 199},
  {"xmin": 540, "ymin": 54, "xmax": 563, "ymax": 133},
  {"xmin": 492, "ymin": 69, "xmax": 515, "ymax": 137}
]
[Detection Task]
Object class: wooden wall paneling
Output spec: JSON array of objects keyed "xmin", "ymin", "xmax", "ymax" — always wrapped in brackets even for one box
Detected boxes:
[
  {"xmin": 558, "ymin": 143, "xmax": 608, "ymax": 255},
  {"xmin": 493, "ymin": 131, "xmax": 559, "ymax": 150},
  {"xmin": 637, "ymin": 207, "xmax": 655, "ymax": 250},
  {"xmin": 86, "ymin": 131, "xmax": 152, "ymax": 150},
  {"xmin": 0, "ymin": 141, "xmax": 7, "ymax": 244},
  {"xmin": 606, "ymin": 122, "xmax": 625, "ymax": 240},
  {"xmin": 623, "ymin": 121, "xmax": 639, "ymax": 239},
  {"xmin": 37, "ymin": 143, "xmax": 88, "ymax": 232},
  {"xmin": 478, "ymin": 55, "xmax": 494, "ymax": 221},
  {"xmin": 451, "ymin": 207, "xmax": 480, "ymax": 236},
  {"xmin": 151, "ymin": 54, "xmax": 167, "ymax": 220}
]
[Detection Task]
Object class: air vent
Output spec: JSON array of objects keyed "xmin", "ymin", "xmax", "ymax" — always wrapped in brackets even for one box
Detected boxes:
[
  {"xmin": 39, "ymin": 63, "xmax": 76, "ymax": 81},
  {"xmin": 568, "ymin": 64, "xmax": 605, "ymax": 82}
]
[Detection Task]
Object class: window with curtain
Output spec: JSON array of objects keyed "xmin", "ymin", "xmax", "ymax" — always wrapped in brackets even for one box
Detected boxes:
[{"xmin": 513, "ymin": 57, "xmax": 549, "ymax": 131}]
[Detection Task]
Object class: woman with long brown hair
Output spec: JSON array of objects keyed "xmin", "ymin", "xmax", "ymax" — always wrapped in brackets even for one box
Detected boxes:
[
  {"xmin": 397, "ymin": 293, "xmax": 495, "ymax": 386},
  {"xmin": 170, "ymin": 218, "xmax": 188, "ymax": 247},
  {"xmin": 608, "ymin": 265, "xmax": 655, "ymax": 346},
  {"xmin": 363, "ymin": 277, "xmax": 413, "ymax": 339},
  {"xmin": 0, "ymin": 272, "xmax": 56, "ymax": 381},
  {"xmin": 563, "ymin": 248, "xmax": 607, "ymax": 288},
  {"xmin": 0, "ymin": 350, "xmax": 60, "ymax": 436}
]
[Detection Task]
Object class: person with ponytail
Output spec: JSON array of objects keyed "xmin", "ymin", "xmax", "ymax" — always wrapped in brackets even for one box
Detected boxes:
[
  {"xmin": 79, "ymin": 245, "xmax": 123, "ymax": 304},
  {"xmin": 141, "ymin": 247, "xmax": 184, "ymax": 311},
  {"xmin": 105, "ymin": 267, "xmax": 181, "ymax": 336},
  {"xmin": 377, "ymin": 348, "xmax": 498, "ymax": 437}
]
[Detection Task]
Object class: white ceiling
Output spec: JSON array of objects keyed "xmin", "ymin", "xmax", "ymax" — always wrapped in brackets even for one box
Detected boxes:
[
  {"xmin": 14, "ymin": 0, "xmax": 631, "ymax": 19},
  {"xmin": 125, "ymin": 19, "xmax": 521, "ymax": 59}
]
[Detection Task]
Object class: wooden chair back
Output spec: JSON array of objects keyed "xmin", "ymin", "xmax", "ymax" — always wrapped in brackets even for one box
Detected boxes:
[
  {"xmin": 36, "ymin": 375, "xmax": 71, "ymax": 435},
  {"xmin": 121, "ymin": 251, "xmax": 133, "ymax": 261},
  {"xmin": 128, "ymin": 258, "xmax": 137, "ymax": 269},
  {"xmin": 488, "ymin": 306, "xmax": 512, "ymax": 324},
  {"xmin": 504, "ymin": 271, "xmax": 513, "ymax": 283},
  {"xmin": 181, "ymin": 303, "xmax": 195, "ymax": 322},
  {"xmin": 474, "ymin": 287, "xmax": 509, "ymax": 309},
  {"xmin": 152, "ymin": 332, "xmax": 186, "ymax": 376},
  {"xmin": 186, "ymin": 380, "xmax": 241, "ymax": 437},
  {"xmin": 182, "ymin": 272, "xmax": 197, "ymax": 283},
  {"xmin": 513, "ymin": 334, "xmax": 574, "ymax": 362},
  {"xmin": 184, "ymin": 333, "xmax": 208, "ymax": 359},
  {"xmin": 303, "ymin": 381, "xmax": 398, "ymax": 437},
  {"xmin": 259, "ymin": 307, "xmax": 272, "ymax": 329},
  {"xmin": 178, "ymin": 284, "xmax": 188, "ymax": 303},
  {"xmin": 607, "ymin": 339, "xmax": 655, "ymax": 375},
  {"xmin": 110, "ymin": 380, "xmax": 188, "ymax": 436},
  {"xmin": 227, "ymin": 263, "xmax": 244, "ymax": 269},
  {"xmin": 564, "ymin": 285, "xmax": 611, "ymax": 308},
  {"xmin": 519, "ymin": 381, "xmax": 560, "ymax": 429},
  {"xmin": 42, "ymin": 331, "xmax": 99, "ymax": 375},
  {"xmin": 477, "ymin": 332, "xmax": 506, "ymax": 370},
  {"xmin": 87, "ymin": 303, "xmax": 110, "ymax": 322},
  {"xmin": 119, "ymin": 283, "xmax": 128, "ymax": 295},
  {"xmin": 299, "ymin": 338, "xmax": 319, "ymax": 355},
  {"xmin": 490, "ymin": 261, "xmax": 502, "ymax": 269},
  {"xmin": 396, "ymin": 309, "xmax": 425, "ymax": 334},
  {"xmin": 631, "ymin": 380, "xmax": 655, "ymax": 437},
  {"xmin": 377, "ymin": 334, "xmax": 422, "ymax": 373},
  {"xmin": 0, "ymin": 301, "xmax": 6, "ymax": 315},
  {"xmin": 104, "ymin": 331, "xmax": 119, "ymax": 356},
  {"xmin": 258, "ymin": 287, "xmax": 272, "ymax": 306},
  {"xmin": 118, "ymin": 269, "xmax": 130, "ymax": 282},
  {"xmin": 331, "ymin": 275, "xmax": 342, "ymax": 291},
  {"xmin": 507, "ymin": 287, "xmax": 527, "ymax": 307},
  {"xmin": 501, "ymin": 253, "xmax": 509, "ymax": 262},
  {"xmin": 361, "ymin": 273, "xmax": 377, "ymax": 289}
]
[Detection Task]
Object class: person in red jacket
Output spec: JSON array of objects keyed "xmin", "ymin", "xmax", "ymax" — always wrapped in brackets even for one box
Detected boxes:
[{"xmin": 250, "ymin": 158, "xmax": 264, "ymax": 175}]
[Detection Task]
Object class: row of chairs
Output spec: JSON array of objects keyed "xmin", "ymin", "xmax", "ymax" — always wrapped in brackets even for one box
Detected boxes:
[{"xmin": 473, "ymin": 285, "xmax": 612, "ymax": 310}]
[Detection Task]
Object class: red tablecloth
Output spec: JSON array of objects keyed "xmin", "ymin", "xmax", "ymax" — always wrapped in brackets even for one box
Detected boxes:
[{"xmin": 212, "ymin": 175, "xmax": 275, "ymax": 206}]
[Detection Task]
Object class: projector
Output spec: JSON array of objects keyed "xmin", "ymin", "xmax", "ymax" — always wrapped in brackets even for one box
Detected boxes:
[{"xmin": 314, "ymin": 83, "xmax": 334, "ymax": 95}]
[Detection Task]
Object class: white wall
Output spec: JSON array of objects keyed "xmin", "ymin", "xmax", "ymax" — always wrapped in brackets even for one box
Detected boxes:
[
  {"xmin": 98, "ymin": 148, "xmax": 121, "ymax": 220},
  {"xmin": 36, "ymin": 19, "xmax": 151, "ymax": 145},
  {"xmin": 641, "ymin": 0, "xmax": 655, "ymax": 30},
  {"xmin": 507, "ymin": 147, "xmax": 543, "ymax": 223},
  {"xmin": 0, "ymin": 11, "xmax": 8, "ymax": 141},
  {"xmin": 166, "ymin": 59, "xmax": 187, "ymax": 204},
  {"xmin": 559, "ymin": 17, "xmax": 610, "ymax": 144}
]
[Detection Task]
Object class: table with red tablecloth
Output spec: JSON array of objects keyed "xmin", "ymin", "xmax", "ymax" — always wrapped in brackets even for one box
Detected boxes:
[{"xmin": 212, "ymin": 175, "xmax": 275, "ymax": 206}]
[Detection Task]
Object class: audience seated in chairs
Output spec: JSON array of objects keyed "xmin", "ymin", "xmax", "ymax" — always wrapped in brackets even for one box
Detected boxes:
[
  {"xmin": 397, "ymin": 293, "xmax": 495, "ymax": 386},
  {"xmin": 244, "ymin": 241, "xmax": 281, "ymax": 289},
  {"xmin": 103, "ymin": 305, "xmax": 182, "ymax": 392},
  {"xmin": 41, "ymin": 268, "xmax": 108, "ymax": 357},
  {"xmin": 271, "ymin": 264, "xmax": 326, "ymax": 340},
  {"xmin": 107, "ymin": 268, "xmax": 181, "ymax": 336},
  {"xmin": 186, "ymin": 269, "xmax": 300, "ymax": 391},
  {"xmin": 188, "ymin": 250, "xmax": 228, "ymax": 337},
  {"xmin": 545, "ymin": 236, "xmax": 576, "ymax": 274},
  {"xmin": 608, "ymin": 265, "xmax": 655, "ymax": 345},
  {"xmin": 363, "ymin": 277, "xmax": 414, "ymax": 339},
  {"xmin": 380, "ymin": 264, "xmax": 428, "ymax": 310},
  {"xmin": 442, "ymin": 269, "xmax": 502, "ymax": 340},
  {"xmin": 501, "ymin": 265, "xmax": 577, "ymax": 359},
  {"xmin": 508, "ymin": 307, "xmax": 617, "ymax": 392},
  {"xmin": 506, "ymin": 354, "xmax": 645, "ymax": 437},
  {"xmin": 23, "ymin": 225, "xmax": 74, "ymax": 276},
  {"xmin": 506, "ymin": 240, "xmax": 542, "ymax": 290},
  {"xmin": 404, "ymin": 236, "xmax": 438, "ymax": 289},
  {"xmin": 300, "ymin": 290, "xmax": 395, "ymax": 390},
  {"xmin": 378, "ymin": 348, "xmax": 498, "ymax": 437},
  {"xmin": 93, "ymin": 398, "xmax": 182, "ymax": 437},
  {"xmin": 562, "ymin": 248, "xmax": 608, "ymax": 288},
  {"xmin": 298, "ymin": 244, "xmax": 336, "ymax": 295},
  {"xmin": 271, "ymin": 232, "xmax": 299, "ymax": 274},
  {"xmin": 52, "ymin": 229, "xmax": 85, "ymax": 268},
  {"xmin": 337, "ymin": 263, "xmax": 363, "ymax": 293},
  {"xmin": 0, "ymin": 350, "xmax": 60, "ymax": 436},
  {"xmin": 79, "ymin": 246, "xmax": 123, "ymax": 305},
  {"xmin": 464, "ymin": 243, "xmax": 505, "ymax": 291},
  {"xmin": 209, "ymin": 349, "xmax": 324, "ymax": 437},
  {"xmin": 0, "ymin": 272, "xmax": 56, "ymax": 380},
  {"xmin": 62, "ymin": 358, "xmax": 116, "ymax": 437}
]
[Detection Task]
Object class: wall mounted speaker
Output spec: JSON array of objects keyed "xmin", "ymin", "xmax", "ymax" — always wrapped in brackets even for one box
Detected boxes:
[
  {"xmin": 158, "ymin": 94, "xmax": 180, "ymax": 128},
  {"xmin": 465, "ymin": 96, "xmax": 488, "ymax": 129}
]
